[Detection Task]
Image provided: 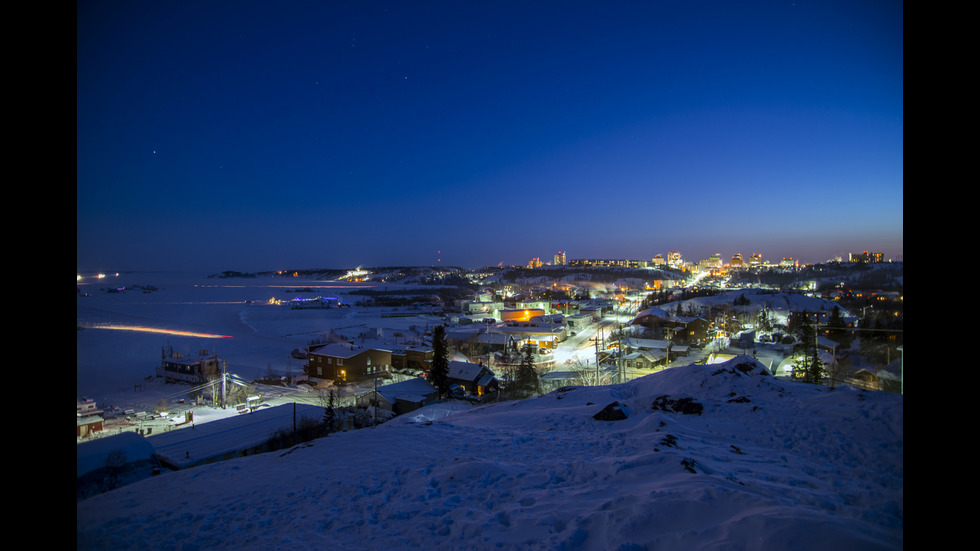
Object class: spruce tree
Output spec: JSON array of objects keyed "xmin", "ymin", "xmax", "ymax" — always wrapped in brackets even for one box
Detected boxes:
[
  {"xmin": 430, "ymin": 325, "xmax": 450, "ymax": 397},
  {"xmin": 758, "ymin": 306, "xmax": 773, "ymax": 333},
  {"xmin": 826, "ymin": 306, "xmax": 852, "ymax": 350},
  {"xmin": 512, "ymin": 344, "xmax": 541, "ymax": 399},
  {"xmin": 802, "ymin": 346, "xmax": 825, "ymax": 384},
  {"xmin": 323, "ymin": 389, "xmax": 336, "ymax": 434}
]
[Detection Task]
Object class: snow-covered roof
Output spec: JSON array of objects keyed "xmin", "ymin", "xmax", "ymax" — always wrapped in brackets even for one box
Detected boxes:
[
  {"xmin": 623, "ymin": 337, "xmax": 671, "ymax": 350},
  {"xmin": 491, "ymin": 325, "xmax": 564, "ymax": 337},
  {"xmin": 672, "ymin": 316, "xmax": 707, "ymax": 324},
  {"xmin": 539, "ymin": 370, "xmax": 581, "ymax": 381},
  {"xmin": 448, "ymin": 360, "xmax": 490, "ymax": 381},
  {"xmin": 630, "ymin": 306, "xmax": 670, "ymax": 322},
  {"xmin": 624, "ymin": 350, "xmax": 665, "ymax": 362},
  {"xmin": 390, "ymin": 345, "xmax": 433, "ymax": 354},
  {"xmin": 77, "ymin": 414, "xmax": 104, "ymax": 426},
  {"xmin": 365, "ymin": 377, "xmax": 437, "ymax": 403},
  {"xmin": 309, "ymin": 343, "xmax": 389, "ymax": 358},
  {"xmin": 148, "ymin": 403, "xmax": 324, "ymax": 470},
  {"xmin": 816, "ymin": 335, "xmax": 840, "ymax": 349}
]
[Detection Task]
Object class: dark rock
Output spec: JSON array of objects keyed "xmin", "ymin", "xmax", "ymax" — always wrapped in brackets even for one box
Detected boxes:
[
  {"xmin": 593, "ymin": 401, "xmax": 631, "ymax": 421},
  {"xmin": 652, "ymin": 395, "xmax": 703, "ymax": 415},
  {"xmin": 655, "ymin": 434, "xmax": 678, "ymax": 450}
]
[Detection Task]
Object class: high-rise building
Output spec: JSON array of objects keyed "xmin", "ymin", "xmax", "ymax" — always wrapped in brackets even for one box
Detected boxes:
[
  {"xmin": 568, "ymin": 258, "xmax": 643, "ymax": 268},
  {"xmin": 849, "ymin": 251, "xmax": 884, "ymax": 263},
  {"xmin": 667, "ymin": 251, "xmax": 682, "ymax": 268},
  {"xmin": 749, "ymin": 253, "xmax": 763, "ymax": 268},
  {"xmin": 554, "ymin": 251, "xmax": 566, "ymax": 266},
  {"xmin": 730, "ymin": 253, "xmax": 744, "ymax": 268},
  {"xmin": 651, "ymin": 254, "xmax": 665, "ymax": 267}
]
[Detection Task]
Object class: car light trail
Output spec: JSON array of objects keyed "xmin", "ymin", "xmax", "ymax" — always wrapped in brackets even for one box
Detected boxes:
[{"xmin": 88, "ymin": 325, "xmax": 232, "ymax": 338}]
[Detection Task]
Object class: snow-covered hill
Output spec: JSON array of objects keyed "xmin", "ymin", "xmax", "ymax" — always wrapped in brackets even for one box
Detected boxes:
[{"xmin": 76, "ymin": 356, "xmax": 903, "ymax": 550}]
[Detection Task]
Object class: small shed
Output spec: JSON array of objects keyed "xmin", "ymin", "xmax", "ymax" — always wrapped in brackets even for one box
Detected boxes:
[{"xmin": 77, "ymin": 415, "xmax": 104, "ymax": 438}]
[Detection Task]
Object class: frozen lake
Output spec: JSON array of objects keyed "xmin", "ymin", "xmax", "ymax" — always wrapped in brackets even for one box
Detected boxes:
[{"xmin": 76, "ymin": 271, "xmax": 447, "ymax": 403}]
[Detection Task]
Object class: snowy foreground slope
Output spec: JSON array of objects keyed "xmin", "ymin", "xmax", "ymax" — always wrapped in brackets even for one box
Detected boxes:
[{"xmin": 76, "ymin": 357, "xmax": 903, "ymax": 551}]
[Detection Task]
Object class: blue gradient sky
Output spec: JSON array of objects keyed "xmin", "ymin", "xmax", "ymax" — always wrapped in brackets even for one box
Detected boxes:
[{"xmin": 77, "ymin": 1, "xmax": 903, "ymax": 272}]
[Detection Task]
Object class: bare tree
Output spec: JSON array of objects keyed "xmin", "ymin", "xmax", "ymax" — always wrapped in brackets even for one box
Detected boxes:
[
  {"xmin": 571, "ymin": 359, "xmax": 610, "ymax": 387},
  {"xmin": 103, "ymin": 449, "xmax": 127, "ymax": 491}
]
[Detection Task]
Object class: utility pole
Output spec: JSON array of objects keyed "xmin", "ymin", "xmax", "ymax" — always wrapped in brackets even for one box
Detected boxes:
[
  {"xmin": 617, "ymin": 321, "xmax": 623, "ymax": 383},
  {"xmin": 595, "ymin": 326, "xmax": 602, "ymax": 382},
  {"xmin": 221, "ymin": 360, "xmax": 227, "ymax": 409}
]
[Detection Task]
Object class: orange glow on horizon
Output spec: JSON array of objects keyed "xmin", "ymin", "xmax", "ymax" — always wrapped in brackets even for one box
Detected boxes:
[{"xmin": 87, "ymin": 325, "xmax": 232, "ymax": 338}]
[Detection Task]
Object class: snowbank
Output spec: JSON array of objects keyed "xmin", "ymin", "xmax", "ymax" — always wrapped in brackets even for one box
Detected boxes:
[{"xmin": 77, "ymin": 357, "xmax": 903, "ymax": 550}]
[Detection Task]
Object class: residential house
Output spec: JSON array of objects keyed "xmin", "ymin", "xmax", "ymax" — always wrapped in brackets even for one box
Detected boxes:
[
  {"xmin": 629, "ymin": 306, "xmax": 671, "ymax": 336},
  {"xmin": 622, "ymin": 350, "xmax": 666, "ymax": 371},
  {"xmin": 446, "ymin": 360, "xmax": 498, "ymax": 397},
  {"xmin": 630, "ymin": 306, "xmax": 671, "ymax": 325},
  {"xmin": 445, "ymin": 326, "xmax": 528, "ymax": 358},
  {"xmin": 630, "ymin": 309, "xmax": 710, "ymax": 346},
  {"xmin": 306, "ymin": 343, "xmax": 392, "ymax": 383},
  {"xmin": 356, "ymin": 377, "xmax": 439, "ymax": 415},
  {"xmin": 667, "ymin": 316, "xmax": 711, "ymax": 345}
]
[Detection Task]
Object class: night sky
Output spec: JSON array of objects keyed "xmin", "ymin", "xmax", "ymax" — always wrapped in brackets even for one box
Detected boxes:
[{"xmin": 77, "ymin": 1, "xmax": 903, "ymax": 272}]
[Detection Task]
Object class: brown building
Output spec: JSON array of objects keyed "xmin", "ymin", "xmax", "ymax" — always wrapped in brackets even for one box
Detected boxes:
[
  {"xmin": 391, "ymin": 346, "xmax": 433, "ymax": 373},
  {"xmin": 156, "ymin": 348, "xmax": 221, "ymax": 384},
  {"xmin": 667, "ymin": 317, "xmax": 711, "ymax": 345},
  {"xmin": 77, "ymin": 415, "xmax": 104, "ymax": 438},
  {"xmin": 307, "ymin": 343, "xmax": 392, "ymax": 383}
]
